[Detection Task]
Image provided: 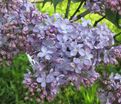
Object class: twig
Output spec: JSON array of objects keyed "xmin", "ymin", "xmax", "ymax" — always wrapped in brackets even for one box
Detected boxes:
[
  {"xmin": 69, "ymin": 0, "xmax": 85, "ymax": 20},
  {"xmin": 93, "ymin": 16, "xmax": 106, "ymax": 27},
  {"xmin": 70, "ymin": 10, "xmax": 90, "ymax": 22},
  {"xmin": 65, "ymin": 0, "xmax": 71, "ymax": 18}
]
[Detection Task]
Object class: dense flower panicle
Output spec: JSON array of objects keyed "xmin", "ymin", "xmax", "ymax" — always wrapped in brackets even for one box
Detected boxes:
[
  {"xmin": 23, "ymin": 11, "xmax": 116, "ymax": 101},
  {"xmin": 98, "ymin": 73, "xmax": 121, "ymax": 104},
  {"xmin": 110, "ymin": 45, "xmax": 121, "ymax": 59},
  {"xmin": 0, "ymin": 0, "xmax": 46, "ymax": 64},
  {"xmin": 85, "ymin": 0, "xmax": 105, "ymax": 13},
  {"xmin": 106, "ymin": 0, "xmax": 121, "ymax": 15},
  {"xmin": 103, "ymin": 45, "xmax": 121, "ymax": 65},
  {"xmin": 85, "ymin": 0, "xmax": 121, "ymax": 15}
]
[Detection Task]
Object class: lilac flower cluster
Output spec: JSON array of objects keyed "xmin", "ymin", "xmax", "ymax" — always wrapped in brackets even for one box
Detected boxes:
[
  {"xmin": 106, "ymin": 0, "xmax": 121, "ymax": 15},
  {"xmin": 85, "ymin": 0, "xmax": 105, "ymax": 13},
  {"xmin": 98, "ymin": 73, "xmax": 121, "ymax": 104},
  {"xmin": 23, "ymin": 11, "xmax": 118, "ymax": 100},
  {"xmin": 0, "ymin": 0, "xmax": 46, "ymax": 64},
  {"xmin": 109, "ymin": 45, "xmax": 121, "ymax": 60},
  {"xmin": 85, "ymin": 0, "xmax": 121, "ymax": 15}
]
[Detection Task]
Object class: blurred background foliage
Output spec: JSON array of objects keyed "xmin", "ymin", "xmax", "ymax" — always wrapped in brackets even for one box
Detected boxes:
[{"xmin": 0, "ymin": 0, "xmax": 121, "ymax": 104}]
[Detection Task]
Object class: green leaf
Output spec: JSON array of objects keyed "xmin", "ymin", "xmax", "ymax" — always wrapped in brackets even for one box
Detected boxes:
[
  {"xmin": 105, "ymin": 9, "xmax": 121, "ymax": 29},
  {"xmin": 52, "ymin": 0, "xmax": 63, "ymax": 12},
  {"xmin": 72, "ymin": 0, "xmax": 82, "ymax": 2},
  {"xmin": 42, "ymin": 0, "xmax": 52, "ymax": 7},
  {"xmin": 117, "ymin": 14, "xmax": 121, "ymax": 28}
]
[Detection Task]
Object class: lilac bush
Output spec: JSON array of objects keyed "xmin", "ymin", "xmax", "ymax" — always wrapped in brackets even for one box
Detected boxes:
[{"xmin": 0, "ymin": 0, "xmax": 121, "ymax": 103}]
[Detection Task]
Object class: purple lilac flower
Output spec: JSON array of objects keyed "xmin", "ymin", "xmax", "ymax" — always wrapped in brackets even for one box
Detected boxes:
[
  {"xmin": 98, "ymin": 73, "xmax": 121, "ymax": 104},
  {"xmin": 0, "ymin": 0, "xmax": 46, "ymax": 64},
  {"xmin": 84, "ymin": 0, "xmax": 121, "ymax": 15},
  {"xmin": 23, "ymin": 14, "xmax": 116, "ymax": 101}
]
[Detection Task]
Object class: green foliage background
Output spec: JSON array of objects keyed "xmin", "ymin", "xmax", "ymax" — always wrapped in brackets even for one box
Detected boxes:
[{"xmin": 0, "ymin": 1, "xmax": 121, "ymax": 104}]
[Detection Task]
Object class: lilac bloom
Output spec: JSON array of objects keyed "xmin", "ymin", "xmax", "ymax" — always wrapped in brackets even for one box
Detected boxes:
[{"xmin": 37, "ymin": 46, "xmax": 53, "ymax": 60}]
